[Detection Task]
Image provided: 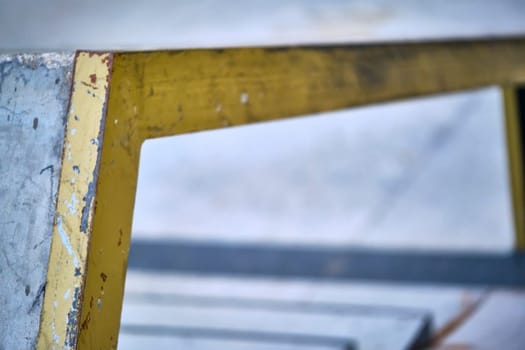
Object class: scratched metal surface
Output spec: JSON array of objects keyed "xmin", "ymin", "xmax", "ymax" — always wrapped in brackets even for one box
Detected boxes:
[{"xmin": 0, "ymin": 53, "xmax": 74, "ymax": 350}]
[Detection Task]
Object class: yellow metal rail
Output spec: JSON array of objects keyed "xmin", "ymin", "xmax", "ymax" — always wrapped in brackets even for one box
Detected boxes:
[{"xmin": 36, "ymin": 37, "xmax": 525, "ymax": 349}]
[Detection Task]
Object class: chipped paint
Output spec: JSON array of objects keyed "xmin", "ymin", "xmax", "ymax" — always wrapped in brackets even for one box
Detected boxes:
[
  {"xmin": 240, "ymin": 91, "xmax": 249, "ymax": 104},
  {"xmin": 66, "ymin": 193, "xmax": 77, "ymax": 215},
  {"xmin": 64, "ymin": 287, "xmax": 80, "ymax": 348},
  {"xmin": 74, "ymin": 51, "xmax": 143, "ymax": 350},
  {"xmin": 79, "ymin": 181, "xmax": 95, "ymax": 234},
  {"xmin": 37, "ymin": 52, "xmax": 112, "ymax": 350},
  {"xmin": 56, "ymin": 216, "xmax": 79, "ymax": 268}
]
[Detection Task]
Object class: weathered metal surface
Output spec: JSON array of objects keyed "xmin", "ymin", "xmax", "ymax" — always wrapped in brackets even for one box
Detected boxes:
[
  {"xmin": 75, "ymin": 51, "xmax": 143, "ymax": 350},
  {"xmin": 37, "ymin": 52, "xmax": 112, "ymax": 350},
  {"xmin": 0, "ymin": 53, "xmax": 74, "ymax": 349},
  {"xmin": 0, "ymin": 37, "xmax": 516, "ymax": 349},
  {"xmin": 112, "ymin": 37, "xmax": 525, "ymax": 140},
  {"xmin": 75, "ymin": 38, "xmax": 525, "ymax": 349}
]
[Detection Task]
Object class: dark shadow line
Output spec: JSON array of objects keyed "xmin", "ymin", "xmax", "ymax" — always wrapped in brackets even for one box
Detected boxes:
[{"xmin": 128, "ymin": 239, "xmax": 525, "ymax": 287}]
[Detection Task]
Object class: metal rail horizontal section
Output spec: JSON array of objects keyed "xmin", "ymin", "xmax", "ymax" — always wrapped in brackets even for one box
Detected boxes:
[{"xmin": 111, "ymin": 37, "xmax": 525, "ymax": 139}]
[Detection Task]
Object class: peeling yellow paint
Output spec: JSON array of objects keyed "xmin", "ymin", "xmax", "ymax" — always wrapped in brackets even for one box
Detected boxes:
[
  {"xmin": 37, "ymin": 52, "xmax": 112, "ymax": 350},
  {"xmin": 76, "ymin": 51, "xmax": 142, "ymax": 350},
  {"xmin": 35, "ymin": 37, "xmax": 525, "ymax": 349}
]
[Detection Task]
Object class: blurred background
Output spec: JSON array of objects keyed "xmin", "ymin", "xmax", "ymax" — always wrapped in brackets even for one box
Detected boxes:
[{"xmin": 2, "ymin": 0, "xmax": 525, "ymax": 349}]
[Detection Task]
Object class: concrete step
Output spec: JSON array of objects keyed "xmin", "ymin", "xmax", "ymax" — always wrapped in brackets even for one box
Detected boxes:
[{"xmin": 119, "ymin": 272, "xmax": 485, "ymax": 349}]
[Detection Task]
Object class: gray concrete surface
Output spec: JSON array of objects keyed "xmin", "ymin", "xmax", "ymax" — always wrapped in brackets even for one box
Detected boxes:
[
  {"xmin": 123, "ymin": 271, "xmax": 485, "ymax": 333},
  {"xmin": 120, "ymin": 271, "xmax": 483, "ymax": 350},
  {"xmin": 0, "ymin": 53, "xmax": 73, "ymax": 350}
]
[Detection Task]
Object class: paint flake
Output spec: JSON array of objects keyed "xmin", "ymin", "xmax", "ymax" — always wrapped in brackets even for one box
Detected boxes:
[
  {"xmin": 240, "ymin": 92, "xmax": 249, "ymax": 104},
  {"xmin": 56, "ymin": 216, "xmax": 79, "ymax": 268},
  {"xmin": 66, "ymin": 193, "xmax": 77, "ymax": 215}
]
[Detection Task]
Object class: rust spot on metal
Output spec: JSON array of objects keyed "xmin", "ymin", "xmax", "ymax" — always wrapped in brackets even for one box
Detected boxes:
[
  {"xmin": 100, "ymin": 54, "xmax": 114, "ymax": 83},
  {"xmin": 177, "ymin": 104, "xmax": 184, "ymax": 121},
  {"xmin": 80, "ymin": 81, "xmax": 98, "ymax": 90},
  {"xmin": 100, "ymin": 272, "xmax": 107, "ymax": 282},
  {"xmin": 80, "ymin": 312, "xmax": 91, "ymax": 331},
  {"xmin": 146, "ymin": 125, "xmax": 164, "ymax": 133},
  {"xmin": 101, "ymin": 55, "xmax": 111, "ymax": 65},
  {"xmin": 117, "ymin": 229, "xmax": 123, "ymax": 246},
  {"xmin": 78, "ymin": 51, "xmax": 113, "ymax": 83},
  {"xmin": 354, "ymin": 58, "xmax": 387, "ymax": 88}
]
